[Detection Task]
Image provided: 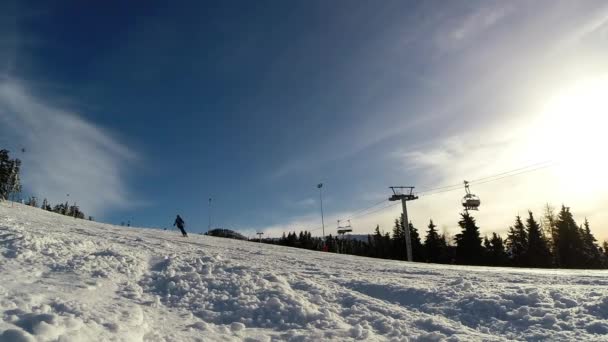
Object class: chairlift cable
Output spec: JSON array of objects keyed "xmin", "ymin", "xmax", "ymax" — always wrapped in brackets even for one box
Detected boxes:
[
  {"xmin": 275, "ymin": 161, "xmax": 556, "ymax": 238},
  {"xmin": 418, "ymin": 161, "xmax": 554, "ymax": 196}
]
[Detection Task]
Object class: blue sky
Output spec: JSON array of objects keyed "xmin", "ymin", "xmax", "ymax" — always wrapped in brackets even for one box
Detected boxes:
[{"xmin": 2, "ymin": 1, "xmax": 608, "ymax": 239}]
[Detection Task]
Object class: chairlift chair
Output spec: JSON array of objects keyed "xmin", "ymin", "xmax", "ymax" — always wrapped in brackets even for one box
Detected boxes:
[
  {"xmin": 462, "ymin": 181, "xmax": 480, "ymax": 211},
  {"xmin": 337, "ymin": 220, "xmax": 353, "ymax": 235}
]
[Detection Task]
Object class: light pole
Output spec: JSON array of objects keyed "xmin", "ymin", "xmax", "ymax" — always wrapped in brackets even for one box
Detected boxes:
[{"xmin": 317, "ymin": 183, "xmax": 325, "ymax": 238}]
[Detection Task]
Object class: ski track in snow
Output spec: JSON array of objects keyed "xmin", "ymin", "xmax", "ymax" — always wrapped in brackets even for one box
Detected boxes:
[{"xmin": 0, "ymin": 202, "xmax": 607, "ymax": 341}]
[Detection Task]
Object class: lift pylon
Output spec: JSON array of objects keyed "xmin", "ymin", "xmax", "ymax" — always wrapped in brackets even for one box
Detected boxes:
[{"xmin": 389, "ymin": 186, "xmax": 418, "ymax": 262}]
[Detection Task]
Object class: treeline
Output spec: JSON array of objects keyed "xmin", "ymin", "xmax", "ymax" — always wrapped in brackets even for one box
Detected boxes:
[
  {"xmin": 0, "ymin": 149, "xmax": 91, "ymax": 220},
  {"xmin": 260, "ymin": 205, "xmax": 608, "ymax": 269},
  {"xmin": 24, "ymin": 196, "xmax": 91, "ymax": 220}
]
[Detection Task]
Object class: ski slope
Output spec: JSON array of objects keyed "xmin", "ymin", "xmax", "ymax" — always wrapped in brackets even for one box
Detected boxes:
[{"xmin": 0, "ymin": 202, "xmax": 607, "ymax": 341}]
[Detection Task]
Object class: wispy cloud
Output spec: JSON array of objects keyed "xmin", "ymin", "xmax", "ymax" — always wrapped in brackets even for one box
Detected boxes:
[
  {"xmin": 444, "ymin": 4, "xmax": 512, "ymax": 44},
  {"xmin": 287, "ymin": 197, "xmax": 317, "ymax": 209},
  {"xmin": 0, "ymin": 79, "xmax": 137, "ymax": 215}
]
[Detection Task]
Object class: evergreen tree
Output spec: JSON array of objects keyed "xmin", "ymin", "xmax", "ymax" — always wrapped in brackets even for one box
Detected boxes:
[
  {"xmin": 383, "ymin": 231, "xmax": 391, "ymax": 258},
  {"xmin": 391, "ymin": 218, "xmax": 406, "ymax": 260},
  {"xmin": 26, "ymin": 196, "xmax": 38, "ymax": 207},
  {"xmin": 372, "ymin": 225, "xmax": 386, "ymax": 258},
  {"xmin": 41, "ymin": 198, "xmax": 52, "ymax": 211},
  {"xmin": 554, "ymin": 205, "xmax": 584, "ymax": 268},
  {"xmin": 485, "ymin": 233, "xmax": 508, "ymax": 266},
  {"xmin": 301, "ymin": 231, "xmax": 312, "ymax": 249},
  {"xmin": 440, "ymin": 233, "xmax": 456, "ymax": 263},
  {"xmin": 0, "ymin": 150, "xmax": 22, "ymax": 201},
  {"xmin": 424, "ymin": 220, "xmax": 441, "ymax": 263},
  {"xmin": 483, "ymin": 236, "xmax": 491, "ymax": 255},
  {"xmin": 506, "ymin": 215, "xmax": 528, "ymax": 266},
  {"xmin": 580, "ymin": 218, "xmax": 602, "ymax": 268},
  {"xmin": 408, "ymin": 222, "xmax": 423, "ymax": 261},
  {"xmin": 53, "ymin": 203, "xmax": 63, "ymax": 214},
  {"xmin": 287, "ymin": 232, "xmax": 298, "ymax": 247},
  {"xmin": 325, "ymin": 234, "xmax": 337, "ymax": 253},
  {"xmin": 366, "ymin": 234, "xmax": 374, "ymax": 257},
  {"xmin": 542, "ymin": 204, "xmax": 558, "ymax": 261},
  {"xmin": 526, "ymin": 211, "xmax": 552, "ymax": 268},
  {"xmin": 455, "ymin": 212, "xmax": 484, "ymax": 265},
  {"xmin": 602, "ymin": 241, "xmax": 608, "ymax": 267}
]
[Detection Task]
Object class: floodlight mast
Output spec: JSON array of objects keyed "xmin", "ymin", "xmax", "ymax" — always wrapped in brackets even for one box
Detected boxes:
[{"xmin": 389, "ymin": 186, "xmax": 418, "ymax": 262}]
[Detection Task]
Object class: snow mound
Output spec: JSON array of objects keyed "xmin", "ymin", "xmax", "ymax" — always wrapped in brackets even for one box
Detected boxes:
[{"xmin": 1, "ymin": 202, "xmax": 608, "ymax": 341}]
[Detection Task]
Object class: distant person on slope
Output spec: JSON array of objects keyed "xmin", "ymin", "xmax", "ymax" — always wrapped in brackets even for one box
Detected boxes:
[{"xmin": 173, "ymin": 215, "xmax": 188, "ymax": 237}]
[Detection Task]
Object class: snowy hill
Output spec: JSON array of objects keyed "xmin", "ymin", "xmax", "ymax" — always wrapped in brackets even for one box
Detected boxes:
[{"xmin": 1, "ymin": 202, "xmax": 607, "ymax": 341}]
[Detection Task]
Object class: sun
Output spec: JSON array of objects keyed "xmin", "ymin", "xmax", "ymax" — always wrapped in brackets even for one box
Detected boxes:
[{"xmin": 527, "ymin": 74, "xmax": 608, "ymax": 195}]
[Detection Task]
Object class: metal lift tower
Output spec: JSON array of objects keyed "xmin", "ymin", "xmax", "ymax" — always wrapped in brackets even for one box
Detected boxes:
[{"xmin": 389, "ymin": 186, "xmax": 418, "ymax": 262}]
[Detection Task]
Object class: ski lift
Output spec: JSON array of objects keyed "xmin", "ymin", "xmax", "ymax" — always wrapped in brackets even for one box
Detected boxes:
[
  {"xmin": 462, "ymin": 181, "xmax": 480, "ymax": 211},
  {"xmin": 337, "ymin": 220, "xmax": 353, "ymax": 235}
]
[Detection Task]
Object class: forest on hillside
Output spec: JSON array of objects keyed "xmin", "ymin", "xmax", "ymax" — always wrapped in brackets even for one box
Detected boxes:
[{"xmin": 260, "ymin": 207, "xmax": 608, "ymax": 269}]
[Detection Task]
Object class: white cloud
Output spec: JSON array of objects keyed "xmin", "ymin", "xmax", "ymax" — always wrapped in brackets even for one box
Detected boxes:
[
  {"xmin": 0, "ymin": 80, "xmax": 137, "ymax": 216},
  {"xmin": 289, "ymin": 197, "xmax": 316, "ymax": 209},
  {"xmin": 450, "ymin": 5, "xmax": 512, "ymax": 42},
  {"xmin": 434, "ymin": 3, "xmax": 513, "ymax": 52}
]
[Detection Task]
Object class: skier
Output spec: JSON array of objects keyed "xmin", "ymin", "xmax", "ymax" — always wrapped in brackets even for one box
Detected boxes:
[{"xmin": 173, "ymin": 214, "xmax": 188, "ymax": 237}]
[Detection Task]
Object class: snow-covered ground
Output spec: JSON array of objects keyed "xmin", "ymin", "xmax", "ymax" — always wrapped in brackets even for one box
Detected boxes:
[{"xmin": 1, "ymin": 202, "xmax": 607, "ymax": 341}]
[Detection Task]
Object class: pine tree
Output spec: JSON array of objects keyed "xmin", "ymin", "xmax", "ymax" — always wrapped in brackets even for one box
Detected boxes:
[
  {"xmin": 0, "ymin": 150, "xmax": 22, "ymax": 201},
  {"xmin": 367, "ymin": 234, "xmax": 374, "ymax": 257},
  {"xmin": 300, "ymin": 231, "xmax": 312, "ymax": 249},
  {"xmin": 287, "ymin": 232, "xmax": 298, "ymax": 247},
  {"xmin": 602, "ymin": 241, "xmax": 608, "ymax": 267},
  {"xmin": 542, "ymin": 204, "xmax": 559, "ymax": 262},
  {"xmin": 0, "ymin": 150, "xmax": 9, "ymax": 200},
  {"xmin": 41, "ymin": 198, "xmax": 52, "ymax": 211},
  {"xmin": 383, "ymin": 231, "xmax": 391, "ymax": 259},
  {"xmin": 554, "ymin": 205, "xmax": 584, "ymax": 268},
  {"xmin": 439, "ymin": 233, "xmax": 455, "ymax": 263},
  {"xmin": 483, "ymin": 235, "xmax": 491, "ymax": 252},
  {"xmin": 325, "ymin": 234, "xmax": 337, "ymax": 253},
  {"xmin": 372, "ymin": 225, "xmax": 385, "ymax": 258},
  {"xmin": 424, "ymin": 220, "xmax": 441, "ymax": 263},
  {"xmin": 10, "ymin": 163, "xmax": 21, "ymax": 200},
  {"xmin": 408, "ymin": 222, "xmax": 423, "ymax": 261},
  {"xmin": 391, "ymin": 218, "xmax": 406, "ymax": 260},
  {"xmin": 26, "ymin": 196, "xmax": 38, "ymax": 207},
  {"xmin": 455, "ymin": 212, "xmax": 484, "ymax": 265},
  {"xmin": 526, "ymin": 211, "xmax": 552, "ymax": 268},
  {"xmin": 580, "ymin": 218, "xmax": 602, "ymax": 268},
  {"xmin": 485, "ymin": 233, "xmax": 508, "ymax": 266},
  {"xmin": 506, "ymin": 215, "xmax": 528, "ymax": 266}
]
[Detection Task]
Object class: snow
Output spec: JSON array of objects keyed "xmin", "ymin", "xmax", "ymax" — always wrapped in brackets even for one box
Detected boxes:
[{"xmin": 1, "ymin": 202, "xmax": 607, "ymax": 341}]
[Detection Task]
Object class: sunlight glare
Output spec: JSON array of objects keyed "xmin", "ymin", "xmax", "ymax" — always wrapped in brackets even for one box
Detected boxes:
[{"xmin": 529, "ymin": 74, "xmax": 608, "ymax": 196}]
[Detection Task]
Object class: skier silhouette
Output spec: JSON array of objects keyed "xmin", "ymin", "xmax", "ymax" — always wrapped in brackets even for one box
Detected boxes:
[{"xmin": 173, "ymin": 214, "xmax": 188, "ymax": 237}]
